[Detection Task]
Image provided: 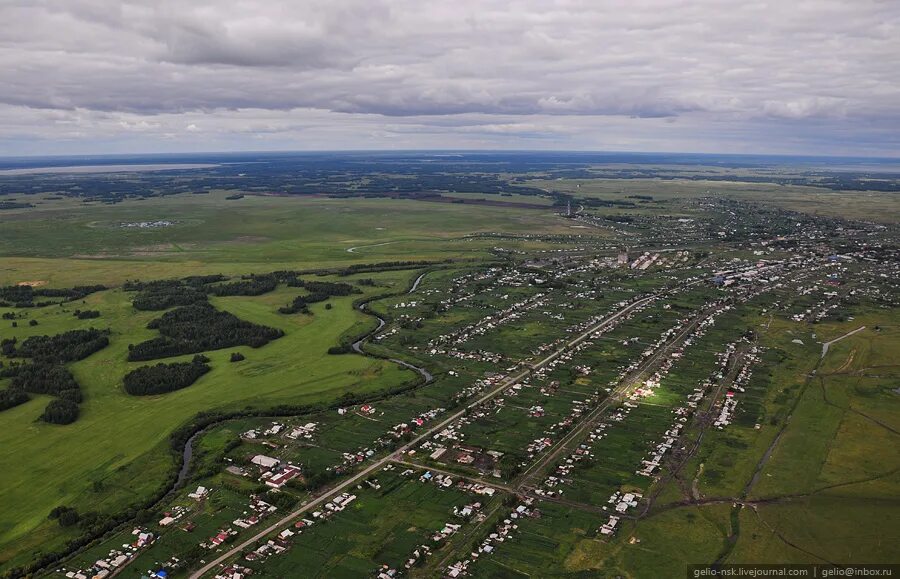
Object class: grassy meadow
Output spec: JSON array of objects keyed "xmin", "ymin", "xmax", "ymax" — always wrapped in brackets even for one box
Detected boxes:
[
  {"xmin": 0, "ymin": 275, "xmax": 419, "ymax": 565},
  {"xmin": 0, "ymin": 191, "xmax": 581, "ymax": 281}
]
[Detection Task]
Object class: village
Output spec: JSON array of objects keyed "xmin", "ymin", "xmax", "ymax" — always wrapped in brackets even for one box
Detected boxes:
[{"xmin": 50, "ymin": 197, "xmax": 900, "ymax": 579}]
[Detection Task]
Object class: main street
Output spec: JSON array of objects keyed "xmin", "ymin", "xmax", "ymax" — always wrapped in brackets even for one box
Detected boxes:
[{"xmin": 516, "ymin": 302, "xmax": 721, "ymax": 489}]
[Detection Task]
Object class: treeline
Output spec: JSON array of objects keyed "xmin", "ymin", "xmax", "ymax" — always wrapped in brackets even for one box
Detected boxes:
[
  {"xmin": 336, "ymin": 260, "xmax": 448, "ymax": 276},
  {"xmin": 74, "ymin": 310, "xmax": 101, "ymax": 319},
  {"xmin": 290, "ymin": 279, "xmax": 357, "ymax": 296},
  {"xmin": 278, "ymin": 280, "xmax": 359, "ymax": 314},
  {"xmin": 123, "ymin": 355, "xmax": 211, "ymax": 396},
  {"xmin": 207, "ymin": 274, "xmax": 278, "ymax": 297},
  {"xmin": 0, "ymin": 200, "xmax": 34, "ymax": 210},
  {"xmin": 0, "ymin": 284, "xmax": 106, "ymax": 308},
  {"xmin": 127, "ymin": 303, "xmax": 283, "ymax": 361}
]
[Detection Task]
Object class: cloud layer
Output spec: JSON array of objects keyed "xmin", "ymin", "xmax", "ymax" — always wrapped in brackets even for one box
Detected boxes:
[{"xmin": 1, "ymin": 0, "xmax": 898, "ymax": 156}]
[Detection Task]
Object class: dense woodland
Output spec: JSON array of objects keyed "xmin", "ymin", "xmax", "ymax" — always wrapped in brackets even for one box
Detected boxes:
[
  {"xmin": 0, "ymin": 328, "xmax": 109, "ymax": 423},
  {"xmin": 12, "ymin": 328, "xmax": 110, "ymax": 362},
  {"xmin": 0, "ymin": 388, "xmax": 29, "ymax": 411},
  {"xmin": 123, "ymin": 355, "xmax": 211, "ymax": 396},
  {"xmin": 127, "ymin": 303, "xmax": 283, "ymax": 361},
  {"xmin": 7, "ymin": 363, "xmax": 81, "ymax": 396},
  {"xmin": 127, "ymin": 279, "xmax": 210, "ymax": 311},
  {"xmin": 0, "ymin": 362, "xmax": 83, "ymax": 422}
]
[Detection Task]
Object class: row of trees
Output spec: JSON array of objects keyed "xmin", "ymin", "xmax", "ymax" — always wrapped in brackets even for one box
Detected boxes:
[
  {"xmin": 127, "ymin": 303, "xmax": 283, "ymax": 361},
  {"xmin": 0, "ymin": 284, "xmax": 106, "ymax": 308},
  {"xmin": 123, "ymin": 355, "xmax": 211, "ymax": 395},
  {"xmin": 336, "ymin": 260, "xmax": 445, "ymax": 276},
  {"xmin": 207, "ymin": 274, "xmax": 278, "ymax": 297},
  {"xmin": 124, "ymin": 275, "xmax": 226, "ymax": 293}
]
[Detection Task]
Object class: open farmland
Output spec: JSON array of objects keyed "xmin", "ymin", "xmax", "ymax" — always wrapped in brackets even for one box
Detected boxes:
[{"xmin": 0, "ymin": 152, "xmax": 897, "ymax": 579}]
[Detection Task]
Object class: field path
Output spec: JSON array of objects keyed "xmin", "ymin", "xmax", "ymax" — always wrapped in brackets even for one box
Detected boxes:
[
  {"xmin": 820, "ymin": 325, "xmax": 865, "ymax": 358},
  {"xmin": 346, "ymin": 241, "xmax": 398, "ymax": 253}
]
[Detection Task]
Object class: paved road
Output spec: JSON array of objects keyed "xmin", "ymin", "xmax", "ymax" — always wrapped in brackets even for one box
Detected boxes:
[
  {"xmin": 516, "ymin": 303, "xmax": 719, "ymax": 488},
  {"xmin": 189, "ymin": 293, "xmax": 659, "ymax": 578}
]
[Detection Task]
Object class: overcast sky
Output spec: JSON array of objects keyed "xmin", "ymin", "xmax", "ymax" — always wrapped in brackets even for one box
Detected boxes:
[{"xmin": 1, "ymin": 0, "xmax": 898, "ymax": 157}]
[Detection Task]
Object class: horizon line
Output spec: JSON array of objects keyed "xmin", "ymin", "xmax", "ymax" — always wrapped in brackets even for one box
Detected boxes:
[{"xmin": 2, "ymin": 148, "xmax": 900, "ymax": 163}]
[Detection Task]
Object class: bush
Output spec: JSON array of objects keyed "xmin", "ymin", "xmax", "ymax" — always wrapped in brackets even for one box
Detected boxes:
[
  {"xmin": 40, "ymin": 398, "xmax": 79, "ymax": 425},
  {"xmin": 49, "ymin": 505, "xmax": 80, "ymax": 527},
  {"xmin": 230, "ymin": 352, "xmax": 245, "ymax": 362}
]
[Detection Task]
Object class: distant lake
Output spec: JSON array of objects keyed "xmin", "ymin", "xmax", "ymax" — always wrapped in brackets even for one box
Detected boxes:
[{"xmin": 0, "ymin": 163, "xmax": 218, "ymax": 175}]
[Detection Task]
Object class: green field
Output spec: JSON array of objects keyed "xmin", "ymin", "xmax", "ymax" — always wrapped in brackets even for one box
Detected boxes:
[
  {"xmin": 0, "ymin": 275, "xmax": 419, "ymax": 564},
  {"xmin": 0, "ymin": 191, "xmax": 578, "ymax": 277}
]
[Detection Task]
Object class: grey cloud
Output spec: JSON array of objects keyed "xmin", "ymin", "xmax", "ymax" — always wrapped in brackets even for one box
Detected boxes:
[{"xmin": 0, "ymin": 0, "xmax": 898, "ymax": 154}]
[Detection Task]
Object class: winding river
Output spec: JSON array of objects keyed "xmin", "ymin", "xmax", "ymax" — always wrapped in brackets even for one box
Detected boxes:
[
  {"xmin": 178, "ymin": 270, "xmax": 432, "ymax": 486},
  {"xmin": 351, "ymin": 271, "xmax": 433, "ymax": 382}
]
